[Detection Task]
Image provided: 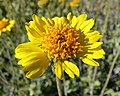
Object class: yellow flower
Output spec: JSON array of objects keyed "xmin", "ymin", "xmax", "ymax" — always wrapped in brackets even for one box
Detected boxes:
[
  {"xmin": 37, "ymin": 0, "xmax": 48, "ymax": 6},
  {"xmin": 0, "ymin": 18, "xmax": 15, "ymax": 36},
  {"xmin": 15, "ymin": 13, "xmax": 105, "ymax": 80},
  {"xmin": 69, "ymin": 0, "xmax": 79, "ymax": 7}
]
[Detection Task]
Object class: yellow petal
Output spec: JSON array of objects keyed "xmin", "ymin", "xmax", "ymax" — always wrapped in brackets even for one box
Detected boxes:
[
  {"xmin": 90, "ymin": 36, "xmax": 102, "ymax": 43},
  {"xmin": 15, "ymin": 42, "xmax": 42, "ymax": 59},
  {"xmin": 79, "ymin": 47, "xmax": 105, "ymax": 58},
  {"xmin": 87, "ymin": 42, "xmax": 103, "ymax": 49},
  {"xmin": 32, "ymin": 14, "xmax": 45, "ymax": 28},
  {"xmin": 87, "ymin": 48, "xmax": 105, "ymax": 59},
  {"xmin": 76, "ymin": 14, "xmax": 87, "ymax": 30},
  {"xmin": 67, "ymin": 12, "xmax": 73, "ymax": 21},
  {"xmin": 85, "ymin": 30, "xmax": 102, "ymax": 43},
  {"xmin": 27, "ymin": 32, "xmax": 43, "ymax": 43},
  {"xmin": 64, "ymin": 61, "xmax": 80, "ymax": 76},
  {"xmin": 2, "ymin": 18, "xmax": 8, "ymax": 21},
  {"xmin": 29, "ymin": 21, "xmax": 44, "ymax": 36},
  {"xmin": 79, "ymin": 18, "xmax": 94, "ymax": 33},
  {"xmin": 88, "ymin": 48, "xmax": 105, "ymax": 55},
  {"xmin": 17, "ymin": 50, "xmax": 49, "ymax": 80},
  {"xmin": 87, "ymin": 53, "xmax": 104, "ymax": 59},
  {"xmin": 9, "ymin": 20, "xmax": 15, "ymax": 25},
  {"xmin": 63, "ymin": 63, "xmax": 75, "ymax": 78},
  {"xmin": 70, "ymin": 14, "xmax": 87, "ymax": 29},
  {"xmin": 55, "ymin": 61, "xmax": 64, "ymax": 80},
  {"xmin": 25, "ymin": 25, "xmax": 43, "ymax": 42},
  {"xmin": 70, "ymin": 16, "xmax": 77, "ymax": 27},
  {"xmin": 52, "ymin": 17, "xmax": 68, "ymax": 25},
  {"xmin": 85, "ymin": 30, "xmax": 100, "ymax": 37},
  {"xmin": 47, "ymin": 18, "xmax": 54, "ymax": 26},
  {"xmin": 22, "ymin": 52, "xmax": 48, "ymax": 70},
  {"xmin": 26, "ymin": 25, "xmax": 40, "ymax": 37},
  {"xmin": 18, "ymin": 53, "xmax": 40, "ymax": 66},
  {"xmin": 26, "ymin": 68, "xmax": 46, "ymax": 79},
  {"xmin": 18, "ymin": 52, "xmax": 48, "ymax": 66},
  {"xmin": 42, "ymin": 17, "xmax": 54, "ymax": 27},
  {"xmin": 81, "ymin": 57, "xmax": 100, "ymax": 66},
  {"xmin": 29, "ymin": 14, "xmax": 46, "ymax": 36}
]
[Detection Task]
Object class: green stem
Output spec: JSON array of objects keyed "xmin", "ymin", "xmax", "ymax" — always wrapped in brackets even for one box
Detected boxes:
[
  {"xmin": 100, "ymin": 49, "xmax": 120, "ymax": 96},
  {"xmin": 56, "ymin": 76, "xmax": 62, "ymax": 96},
  {"xmin": 63, "ymin": 77, "xmax": 67, "ymax": 96}
]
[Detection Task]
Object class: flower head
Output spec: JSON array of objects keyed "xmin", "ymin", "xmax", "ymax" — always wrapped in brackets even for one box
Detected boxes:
[
  {"xmin": 15, "ymin": 13, "xmax": 105, "ymax": 80},
  {"xmin": 0, "ymin": 18, "xmax": 15, "ymax": 36}
]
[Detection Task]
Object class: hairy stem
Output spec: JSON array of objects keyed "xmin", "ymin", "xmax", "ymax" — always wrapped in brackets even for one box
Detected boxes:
[
  {"xmin": 63, "ymin": 77, "xmax": 67, "ymax": 96},
  {"xmin": 56, "ymin": 76, "xmax": 62, "ymax": 96}
]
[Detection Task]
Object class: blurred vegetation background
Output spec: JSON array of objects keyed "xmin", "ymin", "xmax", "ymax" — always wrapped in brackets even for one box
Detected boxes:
[{"xmin": 0, "ymin": 0, "xmax": 120, "ymax": 96}]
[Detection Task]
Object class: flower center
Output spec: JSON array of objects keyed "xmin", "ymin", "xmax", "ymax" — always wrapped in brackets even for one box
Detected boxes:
[
  {"xmin": 0, "ymin": 21, "xmax": 8, "ymax": 29},
  {"xmin": 42, "ymin": 24, "xmax": 82, "ymax": 60}
]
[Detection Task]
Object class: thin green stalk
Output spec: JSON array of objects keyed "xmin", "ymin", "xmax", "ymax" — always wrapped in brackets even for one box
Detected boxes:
[
  {"xmin": 100, "ymin": 49, "xmax": 120, "ymax": 96},
  {"xmin": 63, "ymin": 77, "xmax": 67, "ymax": 96},
  {"xmin": 56, "ymin": 76, "xmax": 62, "ymax": 96}
]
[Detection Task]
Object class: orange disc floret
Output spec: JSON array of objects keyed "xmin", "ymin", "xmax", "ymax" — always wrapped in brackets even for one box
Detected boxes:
[{"xmin": 42, "ymin": 24, "xmax": 82, "ymax": 60}]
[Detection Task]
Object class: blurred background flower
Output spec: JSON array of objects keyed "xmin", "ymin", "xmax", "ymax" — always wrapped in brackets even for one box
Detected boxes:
[
  {"xmin": 69, "ymin": 0, "xmax": 79, "ymax": 7},
  {"xmin": 0, "ymin": 18, "xmax": 15, "ymax": 36},
  {"xmin": 37, "ymin": 0, "xmax": 48, "ymax": 6}
]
